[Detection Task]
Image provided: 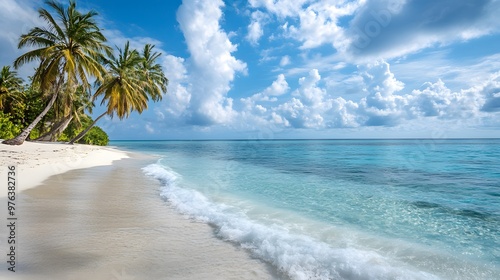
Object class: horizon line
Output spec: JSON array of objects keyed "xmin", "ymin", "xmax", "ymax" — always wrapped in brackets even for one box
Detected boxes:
[{"xmin": 109, "ymin": 137, "xmax": 500, "ymax": 141}]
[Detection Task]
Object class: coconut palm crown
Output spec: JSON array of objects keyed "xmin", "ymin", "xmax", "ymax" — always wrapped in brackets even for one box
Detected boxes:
[{"xmin": 69, "ymin": 41, "xmax": 168, "ymax": 144}]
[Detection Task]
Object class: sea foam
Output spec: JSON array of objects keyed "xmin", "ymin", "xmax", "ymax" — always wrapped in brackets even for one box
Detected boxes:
[{"xmin": 143, "ymin": 163, "xmax": 440, "ymax": 280}]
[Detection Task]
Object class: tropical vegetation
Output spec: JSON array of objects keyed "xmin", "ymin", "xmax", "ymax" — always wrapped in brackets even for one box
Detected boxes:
[{"xmin": 1, "ymin": 0, "xmax": 167, "ymax": 146}]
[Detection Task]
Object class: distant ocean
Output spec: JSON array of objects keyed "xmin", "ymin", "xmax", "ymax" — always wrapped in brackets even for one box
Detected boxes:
[{"xmin": 113, "ymin": 139, "xmax": 500, "ymax": 280}]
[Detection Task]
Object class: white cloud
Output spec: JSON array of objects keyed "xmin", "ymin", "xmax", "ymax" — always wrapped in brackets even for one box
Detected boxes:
[
  {"xmin": 347, "ymin": 0, "xmax": 500, "ymax": 60},
  {"xmin": 263, "ymin": 74, "xmax": 290, "ymax": 96},
  {"xmin": 293, "ymin": 69, "xmax": 325, "ymax": 105},
  {"xmin": 407, "ymin": 77, "xmax": 492, "ymax": 120},
  {"xmin": 241, "ymin": 74, "xmax": 289, "ymax": 108},
  {"xmin": 0, "ymin": 0, "xmax": 44, "ymax": 77},
  {"xmin": 286, "ymin": 1, "xmax": 360, "ymax": 51},
  {"xmin": 356, "ymin": 62, "xmax": 407, "ymax": 126},
  {"xmin": 159, "ymin": 55, "xmax": 191, "ymax": 120},
  {"xmin": 356, "ymin": 61, "xmax": 494, "ymax": 126},
  {"xmin": 255, "ymin": 104, "xmax": 267, "ymax": 114},
  {"xmin": 277, "ymin": 69, "xmax": 360, "ymax": 129},
  {"xmin": 279, "ymin": 55, "xmax": 291, "ymax": 67},
  {"xmin": 177, "ymin": 0, "xmax": 247, "ymax": 125},
  {"xmin": 237, "ymin": 62, "xmax": 500, "ymax": 133},
  {"xmin": 246, "ymin": 0, "xmax": 363, "ymax": 55},
  {"xmin": 480, "ymin": 74, "xmax": 500, "ymax": 112},
  {"xmin": 391, "ymin": 52, "xmax": 500, "ymax": 90},
  {"xmin": 246, "ymin": 11, "xmax": 267, "ymax": 45},
  {"xmin": 360, "ymin": 61, "xmax": 405, "ymax": 96},
  {"xmin": 248, "ymin": 0, "xmax": 309, "ymax": 18},
  {"xmin": 249, "ymin": 0, "xmax": 500, "ymax": 62},
  {"xmin": 328, "ymin": 97, "xmax": 360, "ymax": 128},
  {"xmin": 275, "ymin": 69, "xmax": 353, "ymax": 129}
]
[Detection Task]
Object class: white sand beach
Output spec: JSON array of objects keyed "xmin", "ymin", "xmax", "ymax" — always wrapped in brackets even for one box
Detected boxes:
[
  {"xmin": 0, "ymin": 141, "xmax": 280, "ymax": 279},
  {"xmin": 0, "ymin": 141, "xmax": 128, "ymax": 196}
]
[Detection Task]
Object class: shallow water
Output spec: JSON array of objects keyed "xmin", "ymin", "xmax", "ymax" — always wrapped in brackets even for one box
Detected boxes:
[{"xmin": 115, "ymin": 139, "xmax": 500, "ymax": 280}]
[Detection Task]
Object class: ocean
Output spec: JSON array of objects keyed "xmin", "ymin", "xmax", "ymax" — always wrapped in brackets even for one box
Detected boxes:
[{"xmin": 112, "ymin": 139, "xmax": 500, "ymax": 280}]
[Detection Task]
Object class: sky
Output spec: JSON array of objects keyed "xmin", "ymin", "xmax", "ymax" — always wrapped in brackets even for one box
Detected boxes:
[{"xmin": 1, "ymin": 0, "xmax": 500, "ymax": 140}]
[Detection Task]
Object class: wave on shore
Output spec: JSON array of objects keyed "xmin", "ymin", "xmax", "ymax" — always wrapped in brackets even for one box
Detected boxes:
[{"xmin": 143, "ymin": 163, "xmax": 439, "ymax": 280}]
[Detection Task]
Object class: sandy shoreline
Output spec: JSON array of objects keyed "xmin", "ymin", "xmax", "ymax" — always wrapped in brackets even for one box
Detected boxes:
[
  {"xmin": 0, "ymin": 142, "xmax": 280, "ymax": 279},
  {"xmin": 0, "ymin": 141, "xmax": 128, "ymax": 196}
]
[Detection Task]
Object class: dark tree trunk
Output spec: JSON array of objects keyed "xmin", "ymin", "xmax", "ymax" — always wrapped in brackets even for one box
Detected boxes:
[
  {"xmin": 68, "ymin": 112, "xmax": 107, "ymax": 144},
  {"xmin": 36, "ymin": 115, "xmax": 73, "ymax": 141}
]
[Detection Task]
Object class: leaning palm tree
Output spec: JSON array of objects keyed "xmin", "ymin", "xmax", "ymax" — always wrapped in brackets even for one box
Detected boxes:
[
  {"xmin": 69, "ymin": 41, "xmax": 167, "ymax": 144},
  {"xmin": 2, "ymin": 0, "xmax": 110, "ymax": 145},
  {"xmin": 36, "ymin": 85, "xmax": 93, "ymax": 141},
  {"xmin": 0, "ymin": 66, "xmax": 24, "ymax": 111}
]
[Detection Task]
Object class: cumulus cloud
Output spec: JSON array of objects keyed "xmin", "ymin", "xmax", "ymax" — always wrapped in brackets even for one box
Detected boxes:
[
  {"xmin": 480, "ymin": 76, "xmax": 500, "ymax": 112},
  {"xmin": 357, "ymin": 61, "xmax": 407, "ymax": 126},
  {"xmin": 247, "ymin": 67, "xmax": 369, "ymax": 129},
  {"xmin": 407, "ymin": 79, "xmax": 483, "ymax": 120},
  {"xmin": 238, "ymin": 63, "xmax": 499, "ymax": 132},
  {"xmin": 263, "ymin": 74, "xmax": 290, "ymax": 96},
  {"xmin": 273, "ymin": 69, "xmax": 359, "ymax": 129},
  {"xmin": 241, "ymin": 74, "xmax": 289, "ymax": 108},
  {"xmin": 356, "ymin": 61, "xmax": 494, "ymax": 126},
  {"xmin": 248, "ymin": 0, "xmax": 360, "ymax": 51},
  {"xmin": 159, "ymin": 54, "xmax": 191, "ymax": 120},
  {"xmin": 286, "ymin": 1, "xmax": 360, "ymax": 51},
  {"xmin": 177, "ymin": 0, "xmax": 247, "ymax": 126}
]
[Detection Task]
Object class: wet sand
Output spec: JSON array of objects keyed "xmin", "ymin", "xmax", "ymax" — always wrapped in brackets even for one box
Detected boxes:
[{"xmin": 0, "ymin": 156, "xmax": 280, "ymax": 279}]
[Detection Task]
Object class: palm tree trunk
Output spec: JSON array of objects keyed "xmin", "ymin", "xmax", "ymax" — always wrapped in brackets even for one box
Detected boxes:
[
  {"xmin": 2, "ymin": 92, "xmax": 58, "ymax": 145},
  {"xmin": 68, "ymin": 112, "xmax": 107, "ymax": 144},
  {"xmin": 36, "ymin": 114, "xmax": 73, "ymax": 141}
]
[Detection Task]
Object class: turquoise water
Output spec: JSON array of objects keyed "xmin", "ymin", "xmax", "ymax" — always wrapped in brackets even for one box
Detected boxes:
[{"xmin": 113, "ymin": 139, "xmax": 500, "ymax": 279}]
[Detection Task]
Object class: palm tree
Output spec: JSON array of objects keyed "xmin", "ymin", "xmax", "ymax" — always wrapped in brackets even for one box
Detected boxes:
[
  {"xmin": 36, "ymin": 85, "xmax": 92, "ymax": 141},
  {"xmin": 2, "ymin": 0, "xmax": 110, "ymax": 145},
  {"xmin": 141, "ymin": 44, "xmax": 168, "ymax": 102},
  {"xmin": 0, "ymin": 66, "xmax": 24, "ymax": 111},
  {"xmin": 69, "ymin": 42, "xmax": 167, "ymax": 144}
]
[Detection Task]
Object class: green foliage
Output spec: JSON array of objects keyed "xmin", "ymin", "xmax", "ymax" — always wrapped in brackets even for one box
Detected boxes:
[
  {"xmin": 0, "ymin": 66, "xmax": 24, "ymax": 110},
  {"xmin": 0, "ymin": 75, "xmax": 47, "ymax": 141},
  {"xmin": 58, "ymin": 114, "xmax": 108, "ymax": 145},
  {"xmin": 80, "ymin": 126, "xmax": 109, "ymax": 146},
  {"xmin": 28, "ymin": 128, "xmax": 41, "ymax": 140},
  {"xmin": 0, "ymin": 112, "xmax": 22, "ymax": 139},
  {"xmin": 61, "ymin": 114, "xmax": 91, "ymax": 140}
]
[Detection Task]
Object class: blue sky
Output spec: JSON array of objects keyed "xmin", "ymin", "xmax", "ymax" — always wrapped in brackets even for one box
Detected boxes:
[{"xmin": 1, "ymin": 0, "xmax": 500, "ymax": 140}]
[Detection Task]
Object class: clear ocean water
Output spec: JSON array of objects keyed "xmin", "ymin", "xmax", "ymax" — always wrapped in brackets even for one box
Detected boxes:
[{"xmin": 113, "ymin": 139, "xmax": 500, "ymax": 280}]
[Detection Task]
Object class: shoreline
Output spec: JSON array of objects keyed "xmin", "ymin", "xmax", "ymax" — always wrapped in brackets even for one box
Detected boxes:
[
  {"xmin": 0, "ymin": 142, "xmax": 280, "ymax": 279},
  {"xmin": 0, "ymin": 140, "xmax": 129, "ymax": 196}
]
